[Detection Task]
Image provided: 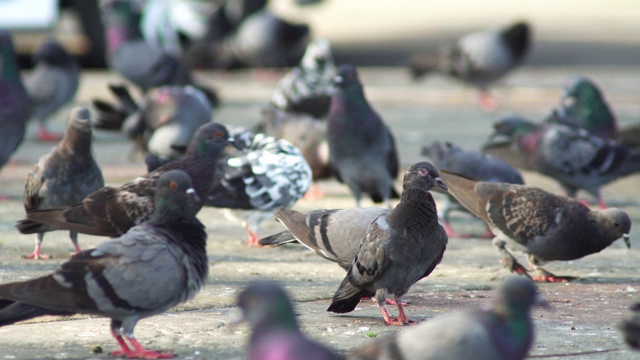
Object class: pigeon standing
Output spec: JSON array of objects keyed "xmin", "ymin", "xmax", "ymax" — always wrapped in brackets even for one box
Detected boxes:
[
  {"xmin": 409, "ymin": 21, "xmax": 531, "ymax": 111},
  {"xmin": 440, "ymin": 169, "xmax": 631, "ymax": 282},
  {"xmin": 327, "ymin": 64, "xmax": 399, "ymax": 207},
  {"xmin": 271, "ymin": 38, "xmax": 336, "ymax": 118},
  {"xmin": 327, "ymin": 162, "xmax": 448, "ymax": 325},
  {"xmin": 22, "ymin": 107, "xmax": 104, "ymax": 260},
  {"xmin": 16, "ymin": 122, "xmax": 234, "ymax": 238},
  {"xmin": 422, "ymin": 140, "xmax": 524, "ymax": 238},
  {"xmin": 23, "ymin": 38, "xmax": 80, "ymax": 142},
  {"xmin": 484, "ymin": 115, "xmax": 640, "ymax": 209},
  {"xmin": 0, "ymin": 170, "xmax": 207, "ymax": 359},
  {"xmin": 0, "ymin": 31, "xmax": 30, "ymax": 173},
  {"xmin": 349, "ymin": 276, "xmax": 546, "ymax": 360},
  {"xmin": 237, "ymin": 280, "xmax": 345, "ymax": 360}
]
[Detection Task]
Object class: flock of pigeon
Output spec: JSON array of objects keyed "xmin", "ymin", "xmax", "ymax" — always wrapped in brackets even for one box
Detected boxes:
[{"xmin": 0, "ymin": 0, "xmax": 639, "ymax": 358}]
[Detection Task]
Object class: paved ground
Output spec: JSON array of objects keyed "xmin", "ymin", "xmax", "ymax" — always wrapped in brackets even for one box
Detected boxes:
[{"xmin": 0, "ymin": 67, "xmax": 639, "ymax": 359}]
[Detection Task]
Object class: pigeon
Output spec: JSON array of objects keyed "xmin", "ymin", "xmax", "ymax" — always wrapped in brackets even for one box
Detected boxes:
[
  {"xmin": 92, "ymin": 82, "xmax": 141, "ymax": 130},
  {"xmin": 205, "ymin": 127, "xmax": 312, "ymax": 246},
  {"xmin": 409, "ymin": 21, "xmax": 531, "ymax": 111},
  {"xmin": 23, "ymin": 38, "xmax": 80, "ymax": 142},
  {"xmin": 271, "ymin": 38, "xmax": 336, "ymax": 118},
  {"xmin": 16, "ymin": 122, "xmax": 234, "ymax": 238},
  {"xmin": 327, "ymin": 162, "xmax": 448, "ymax": 325},
  {"xmin": 327, "ymin": 64, "xmax": 400, "ymax": 207},
  {"xmin": 22, "ymin": 107, "xmax": 104, "ymax": 260},
  {"xmin": 546, "ymin": 76, "xmax": 618, "ymax": 141},
  {"xmin": 348, "ymin": 276, "xmax": 546, "ymax": 360},
  {"xmin": 620, "ymin": 303, "xmax": 640, "ymax": 350},
  {"xmin": 0, "ymin": 30, "xmax": 30, "ymax": 173},
  {"xmin": 439, "ymin": 169, "xmax": 631, "ymax": 282},
  {"xmin": 422, "ymin": 140, "xmax": 524, "ymax": 238},
  {"xmin": 237, "ymin": 280, "xmax": 345, "ymax": 360},
  {"xmin": 483, "ymin": 115, "xmax": 640, "ymax": 209},
  {"xmin": 1, "ymin": 170, "xmax": 207, "ymax": 359}
]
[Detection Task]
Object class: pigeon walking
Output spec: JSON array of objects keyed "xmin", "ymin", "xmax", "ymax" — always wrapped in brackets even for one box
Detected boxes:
[
  {"xmin": 237, "ymin": 280, "xmax": 345, "ymax": 360},
  {"xmin": 16, "ymin": 122, "xmax": 234, "ymax": 238},
  {"xmin": 484, "ymin": 115, "xmax": 640, "ymax": 209},
  {"xmin": 409, "ymin": 21, "xmax": 531, "ymax": 111},
  {"xmin": 349, "ymin": 276, "xmax": 546, "ymax": 360},
  {"xmin": 0, "ymin": 170, "xmax": 207, "ymax": 359},
  {"xmin": 422, "ymin": 140, "xmax": 524, "ymax": 238},
  {"xmin": 22, "ymin": 107, "xmax": 104, "ymax": 260},
  {"xmin": 440, "ymin": 169, "xmax": 631, "ymax": 282},
  {"xmin": 327, "ymin": 162, "xmax": 448, "ymax": 325},
  {"xmin": 23, "ymin": 38, "xmax": 80, "ymax": 142},
  {"xmin": 327, "ymin": 64, "xmax": 399, "ymax": 207}
]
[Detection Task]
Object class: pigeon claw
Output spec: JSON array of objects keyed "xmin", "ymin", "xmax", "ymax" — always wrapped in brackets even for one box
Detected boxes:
[
  {"xmin": 110, "ymin": 337, "xmax": 175, "ymax": 359},
  {"xmin": 22, "ymin": 251, "xmax": 51, "ymax": 260},
  {"xmin": 532, "ymin": 275, "xmax": 569, "ymax": 283}
]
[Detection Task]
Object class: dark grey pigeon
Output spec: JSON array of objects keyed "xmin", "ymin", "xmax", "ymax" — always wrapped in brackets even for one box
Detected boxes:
[
  {"xmin": 484, "ymin": 115, "xmax": 640, "ymax": 209},
  {"xmin": 237, "ymin": 280, "xmax": 345, "ymax": 360},
  {"xmin": 1, "ymin": 170, "xmax": 207, "ymax": 359},
  {"xmin": 0, "ymin": 31, "xmax": 30, "ymax": 172},
  {"xmin": 271, "ymin": 38, "xmax": 336, "ymax": 118},
  {"xmin": 409, "ymin": 21, "xmax": 531, "ymax": 111},
  {"xmin": 440, "ymin": 169, "xmax": 631, "ymax": 282},
  {"xmin": 259, "ymin": 206, "xmax": 391, "ymax": 269},
  {"xmin": 620, "ymin": 303, "xmax": 640, "ymax": 350},
  {"xmin": 349, "ymin": 276, "xmax": 546, "ymax": 360},
  {"xmin": 23, "ymin": 38, "xmax": 80, "ymax": 142},
  {"xmin": 327, "ymin": 162, "xmax": 448, "ymax": 325},
  {"xmin": 16, "ymin": 122, "xmax": 233, "ymax": 238},
  {"xmin": 327, "ymin": 64, "xmax": 400, "ymax": 207},
  {"xmin": 422, "ymin": 140, "xmax": 524, "ymax": 238},
  {"xmin": 22, "ymin": 107, "xmax": 104, "ymax": 260}
]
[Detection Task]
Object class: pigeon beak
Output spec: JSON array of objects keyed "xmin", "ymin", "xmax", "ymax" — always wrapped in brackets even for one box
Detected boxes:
[
  {"xmin": 186, "ymin": 188, "xmax": 200, "ymax": 204},
  {"xmin": 435, "ymin": 177, "xmax": 448, "ymax": 191},
  {"xmin": 227, "ymin": 137, "xmax": 242, "ymax": 150},
  {"xmin": 623, "ymin": 234, "xmax": 631, "ymax": 249}
]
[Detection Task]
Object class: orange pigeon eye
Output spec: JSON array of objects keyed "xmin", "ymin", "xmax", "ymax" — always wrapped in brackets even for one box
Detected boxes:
[
  {"xmin": 214, "ymin": 131, "xmax": 223, "ymax": 137},
  {"xmin": 170, "ymin": 181, "xmax": 177, "ymax": 189}
]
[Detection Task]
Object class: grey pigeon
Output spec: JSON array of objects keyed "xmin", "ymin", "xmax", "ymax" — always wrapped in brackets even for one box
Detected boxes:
[
  {"xmin": 22, "ymin": 107, "xmax": 104, "ymax": 260},
  {"xmin": 1, "ymin": 170, "xmax": 207, "ymax": 359},
  {"xmin": 409, "ymin": 21, "xmax": 531, "ymax": 111},
  {"xmin": 237, "ymin": 280, "xmax": 345, "ymax": 360},
  {"xmin": 349, "ymin": 276, "xmax": 546, "ymax": 360},
  {"xmin": 271, "ymin": 38, "xmax": 336, "ymax": 118},
  {"xmin": 620, "ymin": 303, "xmax": 640, "ymax": 350},
  {"xmin": 23, "ymin": 38, "xmax": 80, "ymax": 142},
  {"xmin": 0, "ymin": 31, "xmax": 30, "ymax": 172},
  {"xmin": 205, "ymin": 127, "xmax": 312, "ymax": 246},
  {"xmin": 484, "ymin": 115, "xmax": 640, "ymax": 209},
  {"xmin": 16, "ymin": 122, "xmax": 234, "ymax": 238},
  {"xmin": 328, "ymin": 64, "xmax": 400, "ymax": 207},
  {"xmin": 546, "ymin": 76, "xmax": 618, "ymax": 141},
  {"xmin": 422, "ymin": 140, "xmax": 524, "ymax": 238},
  {"xmin": 440, "ymin": 169, "xmax": 631, "ymax": 282},
  {"xmin": 327, "ymin": 162, "xmax": 448, "ymax": 325}
]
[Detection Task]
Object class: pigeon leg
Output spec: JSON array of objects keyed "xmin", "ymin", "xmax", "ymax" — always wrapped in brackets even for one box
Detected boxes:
[
  {"xmin": 365, "ymin": 296, "xmax": 407, "ymax": 306},
  {"xmin": 245, "ymin": 226, "xmax": 263, "ymax": 247},
  {"xmin": 379, "ymin": 306, "xmax": 405, "ymax": 326},
  {"xmin": 528, "ymin": 257, "xmax": 575, "ymax": 283},
  {"xmin": 478, "ymin": 91, "xmax": 497, "ymax": 112},
  {"xmin": 109, "ymin": 321, "xmax": 134, "ymax": 357},
  {"xmin": 36, "ymin": 122, "xmax": 63, "ymax": 143},
  {"xmin": 69, "ymin": 231, "xmax": 82, "ymax": 256},
  {"xmin": 597, "ymin": 196, "xmax": 607, "ymax": 210},
  {"xmin": 303, "ymin": 183, "xmax": 324, "ymax": 200},
  {"xmin": 494, "ymin": 239, "xmax": 532, "ymax": 278},
  {"xmin": 395, "ymin": 296, "xmax": 415, "ymax": 325},
  {"xmin": 22, "ymin": 233, "xmax": 51, "ymax": 260}
]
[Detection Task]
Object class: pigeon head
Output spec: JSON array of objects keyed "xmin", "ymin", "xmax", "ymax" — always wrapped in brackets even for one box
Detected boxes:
[
  {"xmin": 334, "ymin": 64, "xmax": 361, "ymax": 89},
  {"xmin": 403, "ymin": 162, "xmax": 448, "ymax": 192},
  {"xmin": 501, "ymin": 21, "xmax": 531, "ymax": 61},
  {"xmin": 421, "ymin": 141, "xmax": 458, "ymax": 165},
  {"xmin": 66, "ymin": 106, "xmax": 93, "ymax": 137},
  {"xmin": 491, "ymin": 276, "xmax": 547, "ymax": 317},
  {"xmin": 236, "ymin": 280, "xmax": 298, "ymax": 331},
  {"xmin": 33, "ymin": 38, "xmax": 75, "ymax": 67},
  {"xmin": 597, "ymin": 208, "xmax": 632, "ymax": 249},
  {"xmin": 186, "ymin": 122, "xmax": 236, "ymax": 156},
  {"xmin": 491, "ymin": 116, "xmax": 538, "ymax": 139},
  {"xmin": 301, "ymin": 38, "xmax": 333, "ymax": 69},
  {"xmin": 154, "ymin": 169, "xmax": 199, "ymax": 217}
]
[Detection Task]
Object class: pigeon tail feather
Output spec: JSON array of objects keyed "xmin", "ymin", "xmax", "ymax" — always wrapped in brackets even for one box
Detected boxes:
[
  {"xmin": 327, "ymin": 276, "xmax": 370, "ymax": 314},
  {"xmin": 439, "ymin": 170, "xmax": 488, "ymax": 220}
]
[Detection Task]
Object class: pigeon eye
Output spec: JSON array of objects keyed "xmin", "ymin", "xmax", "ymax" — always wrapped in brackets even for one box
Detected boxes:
[
  {"xmin": 214, "ymin": 131, "xmax": 223, "ymax": 138},
  {"xmin": 169, "ymin": 181, "xmax": 177, "ymax": 190}
]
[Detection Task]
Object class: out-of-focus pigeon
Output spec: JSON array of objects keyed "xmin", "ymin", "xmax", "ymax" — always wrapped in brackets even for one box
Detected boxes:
[
  {"xmin": 271, "ymin": 38, "xmax": 336, "ymax": 118},
  {"xmin": 327, "ymin": 162, "xmax": 448, "ymax": 325},
  {"xmin": 1, "ymin": 170, "xmax": 207, "ymax": 359},
  {"xmin": 205, "ymin": 128, "xmax": 312, "ymax": 246},
  {"xmin": 328, "ymin": 64, "xmax": 399, "ymax": 207},
  {"xmin": 409, "ymin": 21, "xmax": 531, "ymax": 111},
  {"xmin": 440, "ymin": 169, "xmax": 631, "ymax": 282},
  {"xmin": 422, "ymin": 140, "xmax": 524, "ymax": 238},
  {"xmin": 546, "ymin": 76, "xmax": 618, "ymax": 141},
  {"xmin": 349, "ymin": 276, "xmax": 546, "ymax": 360},
  {"xmin": 22, "ymin": 107, "xmax": 104, "ymax": 260},
  {"xmin": 619, "ymin": 122, "xmax": 640, "ymax": 150},
  {"xmin": 16, "ymin": 122, "xmax": 233, "ymax": 238},
  {"xmin": 484, "ymin": 115, "xmax": 640, "ymax": 209},
  {"xmin": 0, "ymin": 31, "xmax": 30, "ymax": 172},
  {"xmin": 92, "ymin": 82, "xmax": 141, "ymax": 130},
  {"xmin": 620, "ymin": 303, "xmax": 640, "ymax": 351},
  {"xmin": 23, "ymin": 38, "xmax": 80, "ymax": 142},
  {"xmin": 237, "ymin": 280, "xmax": 345, "ymax": 360}
]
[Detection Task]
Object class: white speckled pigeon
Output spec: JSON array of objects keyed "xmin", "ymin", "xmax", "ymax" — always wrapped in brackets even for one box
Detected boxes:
[
  {"xmin": 327, "ymin": 162, "xmax": 448, "ymax": 325},
  {"xmin": 1, "ymin": 169, "xmax": 208, "ymax": 359},
  {"xmin": 440, "ymin": 169, "xmax": 631, "ymax": 282},
  {"xmin": 22, "ymin": 107, "xmax": 104, "ymax": 260}
]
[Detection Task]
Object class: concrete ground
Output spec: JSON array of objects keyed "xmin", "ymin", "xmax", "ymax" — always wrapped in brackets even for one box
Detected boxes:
[{"xmin": 0, "ymin": 66, "xmax": 639, "ymax": 359}]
